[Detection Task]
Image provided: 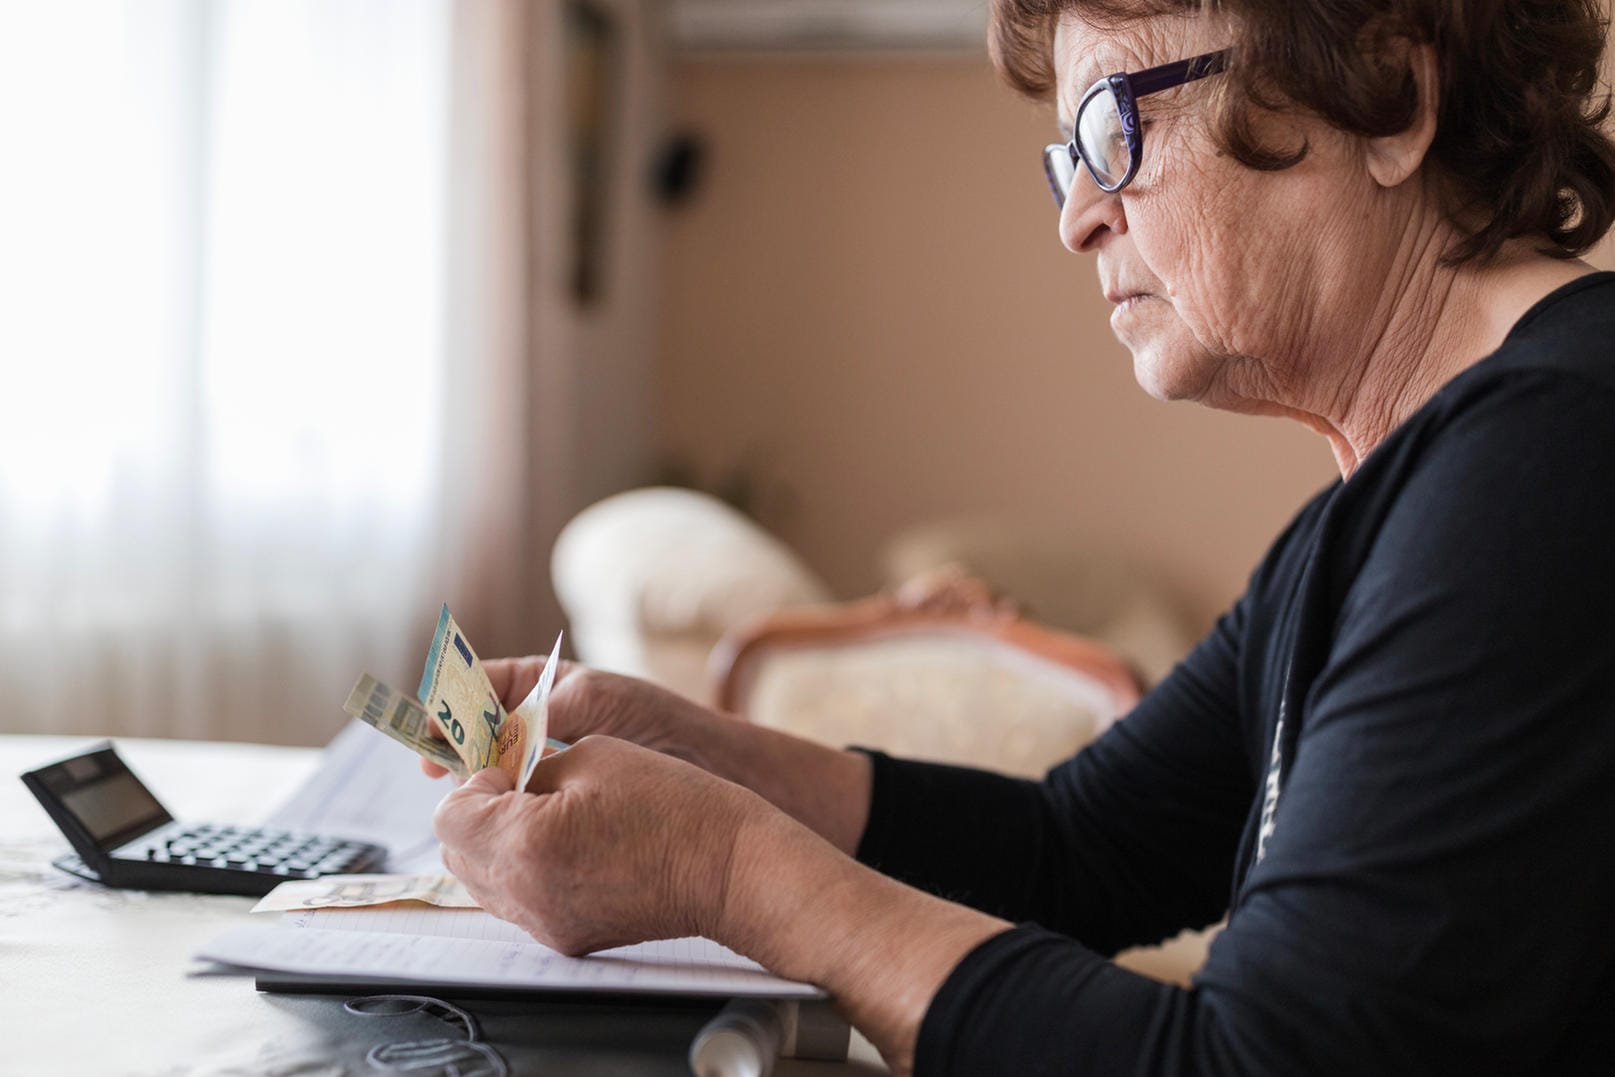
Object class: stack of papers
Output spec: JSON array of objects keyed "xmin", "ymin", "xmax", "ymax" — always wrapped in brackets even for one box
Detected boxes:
[
  {"xmin": 196, "ymin": 904, "xmax": 822, "ymax": 999},
  {"xmin": 222, "ymin": 710, "xmax": 821, "ymax": 1001}
]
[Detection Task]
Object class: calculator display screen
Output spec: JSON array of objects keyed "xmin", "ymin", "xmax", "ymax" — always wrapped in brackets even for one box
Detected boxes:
[{"xmin": 60, "ymin": 773, "xmax": 168, "ymax": 843}]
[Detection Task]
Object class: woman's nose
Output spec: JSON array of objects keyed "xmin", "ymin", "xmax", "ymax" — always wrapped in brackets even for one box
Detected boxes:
[{"xmin": 1059, "ymin": 169, "xmax": 1124, "ymax": 253}]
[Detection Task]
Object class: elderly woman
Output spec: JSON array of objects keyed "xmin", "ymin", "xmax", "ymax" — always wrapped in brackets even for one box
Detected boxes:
[{"xmin": 431, "ymin": 0, "xmax": 1615, "ymax": 1072}]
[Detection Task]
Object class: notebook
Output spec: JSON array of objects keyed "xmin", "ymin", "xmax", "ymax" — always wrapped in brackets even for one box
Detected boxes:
[{"xmin": 195, "ymin": 904, "xmax": 823, "ymax": 1000}]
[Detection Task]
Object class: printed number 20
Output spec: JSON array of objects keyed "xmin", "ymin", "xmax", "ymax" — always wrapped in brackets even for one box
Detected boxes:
[{"xmin": 439, "ymin": 703, "xmax": 466, "ymax": 745}]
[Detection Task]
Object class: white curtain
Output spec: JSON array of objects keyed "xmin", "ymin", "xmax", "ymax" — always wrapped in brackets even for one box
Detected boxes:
[{"xmin": 0, "ymin": 0, "xmax": 533, "ymax": 744}]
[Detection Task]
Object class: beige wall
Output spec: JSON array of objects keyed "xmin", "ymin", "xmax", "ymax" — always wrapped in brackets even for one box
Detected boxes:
[{"xmin": 658, "ymin": 57, "xmax": 1338, "ymax": 631}]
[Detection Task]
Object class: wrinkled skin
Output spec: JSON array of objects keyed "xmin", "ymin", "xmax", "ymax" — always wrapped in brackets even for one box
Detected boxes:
[
  {"xmin": 426, "ymin": 657, "xmax": 711, "ymax": 769},
  {"xmin": 435, "ymin": 735, "xmax": 756, "ymax": 955},
  {"xmin": 426, "ymin": 659, "xmax": 757, "ymax": 953},
  {"xmin": 423, "ymin": 655, "xmax": 995, "ymax": 1077},
  {"xmin": 1058, "ymin": 15, "xmax": 1372, "ymax": 409},
  {"xmin": 1053, "ymin": 13, "xmax": 1589, "ymax": 474}
]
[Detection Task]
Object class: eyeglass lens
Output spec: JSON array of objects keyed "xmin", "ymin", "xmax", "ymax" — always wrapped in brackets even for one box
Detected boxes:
[
  {"xmin": 1043, "ymin": 144, "xmax": 1077, "ymax": 210},
  {"xmin": 1043, "ymin": 85, "xmax": 1131, "ymax": 209},
  {"xmin": 1078, "ymin": 85, "xmax": 1129, "ymax": 189}
]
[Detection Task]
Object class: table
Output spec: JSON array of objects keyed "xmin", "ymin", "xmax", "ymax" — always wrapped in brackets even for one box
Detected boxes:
[{"xmin": 2, "ymin": 735, "xmax": 886, "ymax": 1076}]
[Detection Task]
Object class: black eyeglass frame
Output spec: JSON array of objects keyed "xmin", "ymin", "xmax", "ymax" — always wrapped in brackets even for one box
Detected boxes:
[{"xmin": 1044, "ymin": 49, "xmax": 1230, "ymax": 205}]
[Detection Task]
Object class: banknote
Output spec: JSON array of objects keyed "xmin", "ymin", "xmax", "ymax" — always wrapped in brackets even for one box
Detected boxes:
[
  {"xmin": 510, "ymin": 631, "xmax": 562, "ymax": 790},
  {"xmin": 418, "ymin": 606, "xmax": 563, "ymax": 786},
  {"xmin": 346, "ymin": 606, "xmax": 564, "ymax": 786},
  {"xmin": 342, "ymin": 672, "xmax": 468, "ymax": 780},
  {"xmin": 417, "ymin": 604, "xmax": 506, "ymax": 773},
  {"xmin": 252, "ymin": 873, "xmax": 478, "ymax": 913}
]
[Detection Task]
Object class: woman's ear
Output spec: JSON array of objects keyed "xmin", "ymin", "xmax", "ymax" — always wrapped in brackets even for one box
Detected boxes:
[{"xmin": 1365, "ymin": 42, "xmax": 1440, "ymax": 188}]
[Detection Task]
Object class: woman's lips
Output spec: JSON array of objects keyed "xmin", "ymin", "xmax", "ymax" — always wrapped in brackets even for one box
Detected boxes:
[{"xmin": 1107, "ymin": 292, "xmax": 1156, "ymax": 322}]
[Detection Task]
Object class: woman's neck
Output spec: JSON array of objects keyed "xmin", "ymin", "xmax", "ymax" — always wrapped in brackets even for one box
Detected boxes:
[{"xmin": 1290, "ymin": 243, "xmax": 1594, "ymax": 478}]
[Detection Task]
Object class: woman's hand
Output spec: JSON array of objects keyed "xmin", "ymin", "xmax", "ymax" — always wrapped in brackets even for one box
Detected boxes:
[
  {"xmin": 433, "ymin": 735, "xmax": 756, "ymax": 954},
  {"xmin": 418, "ymin": 659, "xmax": 723, "ymax": 777},
  {"xmin": 421, "ymin": 656, "xmax": 874, "ymax": 856},
  {"xmin": 434, "ymin": 735, "xmax": 1010, "ymax": 1075}
]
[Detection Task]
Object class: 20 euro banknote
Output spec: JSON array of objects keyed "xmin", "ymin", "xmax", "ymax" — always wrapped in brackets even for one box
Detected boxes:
[{"xmin": 345, "ymin": 606, "xmax": 564, "ymax": 789}]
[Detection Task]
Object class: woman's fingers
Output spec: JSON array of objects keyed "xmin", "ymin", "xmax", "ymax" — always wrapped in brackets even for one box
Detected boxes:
[
  {"xmin": 433, "ymin": 766, "xmax": 517, "ymax": 848},
  {"xmin": 483, "ymin": 655, "xmax": 541, "ymax": 709},
  {"xmin": 485, "ymin": 655, "xmax": 581, "ymax": 712},
  {"xmin": 430, "ymin": 737, "xmax": 755, "ymax": 955}
]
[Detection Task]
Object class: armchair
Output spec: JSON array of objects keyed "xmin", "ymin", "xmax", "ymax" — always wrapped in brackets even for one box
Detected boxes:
[{"xmin": 710, "ymin": 569, "xmax": 1144, "ymax": 779}]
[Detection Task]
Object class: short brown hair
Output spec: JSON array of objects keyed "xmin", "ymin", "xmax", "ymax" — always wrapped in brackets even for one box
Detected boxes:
[{"xmin": 991, "ymin": 0, "xmax": 1615, "ymax": 263}]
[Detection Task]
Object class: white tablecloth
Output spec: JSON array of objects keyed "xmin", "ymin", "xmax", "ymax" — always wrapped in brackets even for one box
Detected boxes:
[{"xmin": 2, "ymin": 735, "xmax": 883, "ymax": 1076}]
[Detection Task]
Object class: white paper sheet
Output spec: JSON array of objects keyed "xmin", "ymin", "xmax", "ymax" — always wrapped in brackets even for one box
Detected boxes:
[
  {"xmin": 198, "ymin": 904, "xmax": 821, "ymax": 999},
  {"xmin": 264, "ymin": 720, "xmax": 449, "ymax": 872},
  {"xmin": 281, "ymin": 905, "xmax": 531, "ymax": 940}
]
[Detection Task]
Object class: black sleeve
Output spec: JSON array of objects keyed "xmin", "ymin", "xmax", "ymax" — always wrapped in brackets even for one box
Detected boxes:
[
  {"xmin": 856, "ymin": 592, "xmax": 1253, "ymax": 953},
  {"xmin": 914, "ymin": 377, "xmax": 1615, "ymax": 1075}
]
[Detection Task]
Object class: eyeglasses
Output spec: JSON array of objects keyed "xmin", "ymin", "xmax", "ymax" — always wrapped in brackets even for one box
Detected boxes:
[{"xmin": 1043, "ymin": 49, "xmax": 1229, "ymax": 207}]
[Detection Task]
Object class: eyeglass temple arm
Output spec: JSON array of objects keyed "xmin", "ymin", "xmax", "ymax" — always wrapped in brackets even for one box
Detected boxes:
[{"xmin": 1128, "ymin": 49, "xmax": 1230, "ymax": 97}]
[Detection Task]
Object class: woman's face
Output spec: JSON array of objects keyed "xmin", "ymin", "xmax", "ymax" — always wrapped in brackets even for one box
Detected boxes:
[{"xmin": 1052, "ymin": 14, "xmax": 1383, "ymax": 409}]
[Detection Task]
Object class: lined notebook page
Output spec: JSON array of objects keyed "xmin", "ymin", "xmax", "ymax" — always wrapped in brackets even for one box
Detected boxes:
[{"xmin": 196, "ymin": 906, "xmax": 821, "ymax": 999}]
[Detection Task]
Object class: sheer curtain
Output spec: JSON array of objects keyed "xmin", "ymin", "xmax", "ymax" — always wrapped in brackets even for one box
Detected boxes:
[{"xmin": 0, "ymin": 0, "xmax": 534, "ymax": 744}]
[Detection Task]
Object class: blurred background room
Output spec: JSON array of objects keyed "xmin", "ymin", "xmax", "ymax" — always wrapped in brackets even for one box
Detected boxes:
[{"xmin": 4, "ymin": 0, "xmax": 1611, "ymax": 748}]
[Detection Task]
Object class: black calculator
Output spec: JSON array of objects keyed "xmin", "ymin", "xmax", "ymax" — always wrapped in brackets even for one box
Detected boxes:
[{"xmin": 21, "ymin": 742, "xmax": 386, "ymax": 897}]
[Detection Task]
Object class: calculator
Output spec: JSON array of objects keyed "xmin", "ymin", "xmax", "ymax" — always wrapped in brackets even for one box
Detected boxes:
[{"xmin": 20, "ymin": 742, "xmax": 386, "ymax": 897}]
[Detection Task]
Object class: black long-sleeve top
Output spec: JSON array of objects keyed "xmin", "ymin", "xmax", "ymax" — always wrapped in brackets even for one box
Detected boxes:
[{"xmin": 855, "ymin": 273, "xmax": 1615, "ymax": 1075}]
